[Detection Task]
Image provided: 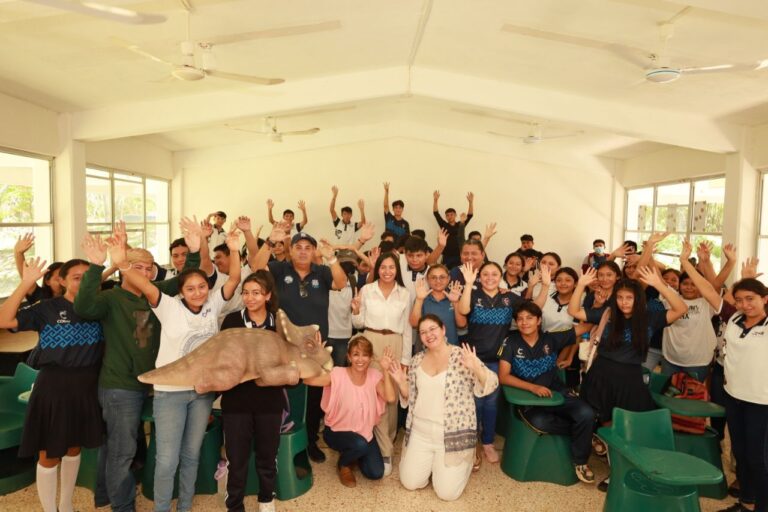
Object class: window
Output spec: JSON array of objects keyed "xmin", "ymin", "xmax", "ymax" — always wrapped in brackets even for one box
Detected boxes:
[
  {"xmin": 0, "ymin": 149, "xmax": 53, "ymax": 297},
  {"xmin": 86, "ymin": 168, "xmax": 170, "ymax": 265},
  {"xmin": 624, "ymin": 176, "xmax": 725, "ymax": 269}
]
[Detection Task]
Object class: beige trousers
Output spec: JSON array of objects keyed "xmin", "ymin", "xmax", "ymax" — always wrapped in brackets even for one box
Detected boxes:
[{"xmin": 361, "ymin": 329, "xmax": 403, "ymax": 458}]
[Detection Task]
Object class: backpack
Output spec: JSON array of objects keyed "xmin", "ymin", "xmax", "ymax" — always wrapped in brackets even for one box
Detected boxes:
[{"xmin": 667, "ymin": 372, "xmax": 709, "ymax": 434}]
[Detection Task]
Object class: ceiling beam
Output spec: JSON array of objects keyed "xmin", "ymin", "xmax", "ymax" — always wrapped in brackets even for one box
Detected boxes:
[
  {"xmin": 663, "ymin": 0, "xmax": 768, "ymax": 23},
  {"xmin": 70, "ymin": 67, "xmax": 410, "ymax": 141},
  {"xmin": 411, "ymin": 67, "xmax": 740, "ymax": 153}
]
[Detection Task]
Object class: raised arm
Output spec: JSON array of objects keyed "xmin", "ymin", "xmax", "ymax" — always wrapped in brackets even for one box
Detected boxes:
[
  {"xmin": 679, "ymin": 240, "xmax": 722, "ymax": 310},
  {"xmin": 182, "ymin": 216, "xmax": 212, "ymax": 277},
  {"xmin": 13, "ymin": 233, "xmax": 37, "ymax": 296},
  {"xmin": 383, "ymin": 182, "xmax": 390, "ymax": 214},
  {"xmin": 714, "ymin": 243, "xmax": 737, "ymax": 290},
  {"xmin": 456, "ymin": 263, "xmax": 478, "ymax": 315},
  {"xmin": 266, "ymin": 199, "xmax": 276, "ymax": 225},
  {"xmin": 695, "ymin": 241, "xmax": 719, "ymax": 288},
  {"xmin": 297, "ymin": 200, "xmax": 308, "ymax": 230},
  {"xmin": 330, "ymin": 186, "xmax": 339, "ymax": 221},
  {"xmin": 0, "ymin": 257, "xmax": 47, "ymax": 330},
  {"xmin": 351, "ymin": 222, "xmax": 374, "ymax": 253},
  {"xmin": 426, "ymin": 228, "xmax": 447, "ymax": 266},
  {"xmin": 482, "ymin": 222, "xmax": 497, "ymax": 251},
  {"xmin": 222, "ymin": 229, "xmax": 242, "ymax": 300},
  {"xmin": 532, "ymin": 265, "xmax": 552, "ymax": 309},
  {"xmin": 110, "ymin": 223, "xmax": 160, "ymax": 307},
  {"xmin": 250, "ymin": 222, "xmax": 288, "ymax": 271},
  {"xmin": 409, "ymin": 277, "xmax": 430, "ymax": 328},
  {"xmin": 636, "ymin": 232, "xmax": 668, "ymax": 270},
  {"xmin": 235, "ymin": 216, "xmax": 260, "ymax": 267},
  {"xmin": 74, "ymin": 234, "xmax": 111, "ymax": 320},
  {"xmin": 357, "ymin": 199, "xmax": 367, "ymax": 226},
  {"xmin": 318, "ymin": 239, "xmax": 346, "ymax": 290},
  {"xmin": 637, "ymin": 266, "xmax": 687, "ymax": 324},
  {"xmin": 432, "ymin": 190, "xmax": 440, "ymax": 214},
  {"xmin": 466, "ymin": 191, "xmax": 474, "ymax": 217},
  {"xmin": 568, "ymin": 268, "xmax": 595, "ymax": 322}
]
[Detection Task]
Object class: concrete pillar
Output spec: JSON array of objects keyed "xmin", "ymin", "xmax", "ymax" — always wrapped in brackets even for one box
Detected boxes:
[{"xmin": 54, "ymin": 114, "xmax": 87, "ymax": 259}]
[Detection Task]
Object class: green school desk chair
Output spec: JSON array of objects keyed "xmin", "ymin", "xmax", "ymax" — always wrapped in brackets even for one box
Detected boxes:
[
  {"xmin": 496, "ymin": 369, "xmax": 568, "ymax": 439},
  {"xmin": 0, "ymin": 363, "xmax": 38, "ymax": 495},
  {"xmin": 598, "ymin": 408, "xmax": 722, "ymax": 512},
  {"xmin": 648, "ymin": 372, "xmax": 728, "ymax": 499},
  {"xmin": 140, "ymin": 397, "xmax": 223, "ymax": 500},
  {"xmin": 500, "ymin": 385, "xmax": 578, "ymax": 486}
]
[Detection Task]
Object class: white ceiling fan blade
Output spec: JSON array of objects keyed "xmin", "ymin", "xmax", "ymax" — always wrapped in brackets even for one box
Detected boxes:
[
  {"xmin": 206, "ymin": 20, "xmax": 342, "ymax": 46},
  {"xmin": 539, "ymin": 132, "xmax": 583, "ymax": 140},
  {"xmin": 680, "ymin": 63, "xmax": 754, "ymax": 75},
  {"xmin": 122, "ymin": 44, "xmax": 176, "ymax": 67},
  {"xmin": 487, "ymin": 130, "xmax": 525, "ymax": 140},
  {"xmin": 205, "ymin": 70, "xmax": 284, "ymax": 85},
  {"xmin": 225, "ymin": 125, "xmax": 269, "ymax": 135},
  {"xmin": 24, "ymin": 0, "xmax": 166, "ymax": 24},
  {"xmin": 281, "ymin": 128, "xmax": 320, "ymax": 136}
]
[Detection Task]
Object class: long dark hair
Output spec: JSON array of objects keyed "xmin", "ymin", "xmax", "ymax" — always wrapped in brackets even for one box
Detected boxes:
[
  {"xmin": 242, "ymin": 270, "xmax": 279, "ymax": 313},
  {"xmin": 373, "ymin": 252, "xmax": 405, "ymax": 287},
  {"xmin": 605, "ymin": 278, "xmax": 649, "ymax": 357},
  {"xmin": 732, "ymin": 278, "xmax": 768, "ymax": 315}
]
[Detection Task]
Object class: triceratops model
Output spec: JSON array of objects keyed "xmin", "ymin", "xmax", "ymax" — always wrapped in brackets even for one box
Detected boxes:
[{"xmin": 137, "ymin": 309, "xmax": 333, "ymax": 393}]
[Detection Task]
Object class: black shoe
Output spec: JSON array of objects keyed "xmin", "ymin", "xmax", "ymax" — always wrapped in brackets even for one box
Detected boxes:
[
  {"xmin": 307, "ymin": 443, "xmax": 326, "ymax": 463},
  {"xmin": 717, "ymin": 503, "xmax": 750, "ymax": 512},
  {"xmin": 728, "ymin": 482, "xmax": 740, "ymax": 499},
  {"xmin": 597, "ymin": 478, "xmax": 609, "ymax": 492}
]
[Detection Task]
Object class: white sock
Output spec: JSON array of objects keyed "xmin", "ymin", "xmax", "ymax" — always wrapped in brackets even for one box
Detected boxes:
[
  {"xmin": 58, "ymin": 454, "xmax": 81, "ymax": 512},
  {"xmin": 36, "ymin": 463, "xmax": 58, "ymax": 512}
]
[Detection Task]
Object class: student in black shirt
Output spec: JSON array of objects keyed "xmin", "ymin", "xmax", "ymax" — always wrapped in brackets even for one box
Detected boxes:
[
  {"xmin": 569, "ymin": 267, "xmax": 687, "ymax": 425},
  {"xmin": 0, "ymin": 257, "xmax": 104, "ymax": 512},
  {"xmin": 383, "ymin": 182, "xmax": 410, "ymax": 239},
  {"xmin": 219, "ymin": 270, "xmax": 284, "ymax": 512},
  {"xmin": 498, "ymin": 302, "xmax": 595, "ymax": 484},
  {"xmin": 432, "ymin": 190, "xmax": 474, "ymax": 268}
]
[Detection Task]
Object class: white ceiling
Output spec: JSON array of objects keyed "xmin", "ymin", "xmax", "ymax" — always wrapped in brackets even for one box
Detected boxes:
[{"xmin": 2, "ymin": 0, "xmax": 768, "ymax": 162}]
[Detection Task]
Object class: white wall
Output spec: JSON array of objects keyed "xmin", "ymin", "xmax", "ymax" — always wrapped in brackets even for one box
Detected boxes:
[
  {"xmin": 620, "ymin": 146, "xmax": 727, "ymax": 188},
  {"xmin": 179, "ymin": 137, "xmax": 614, "ymax": 269},
  {"xmin": 85, "ymin": 138, "xmax": 174, "ymax": 180},
  {"xmin": 0, "ymin": 92, "xmax": 59, "ymax": 156}
]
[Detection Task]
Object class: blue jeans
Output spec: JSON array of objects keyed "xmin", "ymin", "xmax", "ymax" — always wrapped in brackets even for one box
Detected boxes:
[
  {"xmin": 153, "ymin": 390, "xmax": 215, "ymax": 512},
  {"xmin": 660, "ymin": 359, "xmax": 710, "ymax": 382},
  {"xmin": 475, "ymin": 361, "xmax": 500, "ymax": 445},
  {"xmin": 323, "ymin": 428, "xmax": 384, "ymax": 479},
  {"xmin": 98, "ymin": 387, "xmax": 148, "ymax": 512}
]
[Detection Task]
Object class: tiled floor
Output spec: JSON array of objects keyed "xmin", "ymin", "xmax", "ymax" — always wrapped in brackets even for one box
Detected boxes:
[{"xmin": 0, "ymin": 434, "xmax": 736, "ymax": 512}]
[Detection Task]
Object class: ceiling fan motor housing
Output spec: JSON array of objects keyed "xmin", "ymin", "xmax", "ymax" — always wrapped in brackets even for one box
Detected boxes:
[{"xmin": 645, "ymin": 67, "xmax": 681, "ymax": 83}]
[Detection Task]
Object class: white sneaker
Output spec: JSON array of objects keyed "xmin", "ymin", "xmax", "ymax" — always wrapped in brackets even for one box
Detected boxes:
[
  {"xmin": 259, "ymin": 500, "xmax": 276, "ymax": 512},
  {"xmin": 382, "ymin": 456, "xmax": 392, "ymax": 477}
]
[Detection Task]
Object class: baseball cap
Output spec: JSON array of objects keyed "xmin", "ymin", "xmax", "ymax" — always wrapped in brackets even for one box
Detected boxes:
[{"xmin": 291, "ymin": 232, "xmax": 317, "ymax": 247}]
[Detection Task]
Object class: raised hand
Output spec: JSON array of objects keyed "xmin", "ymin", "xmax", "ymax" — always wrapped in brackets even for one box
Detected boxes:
[
  {"xmin": 113, "ymin": 220, "xmax": 127, "ymax": 245},
  {"xmin": 318, "ymin": 239, "xmax": 335, "ymax": 260},
  {"xmin": 379, "ymin": 345, "xmax": 395, "ymax": 373},
  {"xmin": 387, "ymin": 359, "xmax": 406, "ymax": 386},
  {"xmin": 647, "ymin": 231, "xmax": 670, "ymax": 246},
  {"xmin": 200, "ymin": 218, "xmax": 213, "ymax": 239},
  {"xmin": 358, "ymin": 222, "xmax": 374, "ymax": 243},
  {"xmin": 697, "ymin": 241, "xmax": 712, "ymax": 263},
  {"xmin": 179, "ymin": 215, "xmax": 202, "ymax": 253},
  {"xmin": 459, "ymin": 212, "xmax": 467, "ymax": 223},
  {"xmin": 414, "ymin": 277, "xmax": 430, "ymax": 300},
  {"xmin": 540, "ymin": 264, "xmax": 552, "ymax": 288},
  {"xmin": 446, "ymin": 281, "xmax": 464, "ymax": 302},
  {"xmin": 357, "ymin": 198, "xmax": 365, "ymax": 210},
  {"xmin": 528, "ymin": 269, "xmax": 542, "ymax": 287},
  {"xmin": 722, "ymin": 243, "xmax": 737, "ymax": 262},
  {"xmin": 368, "ymin": 246, "xmax": 381, "ymax": 266},
  {"xmin": 433, "ymin": 190, "xmax": 440, "ymax": 201},
  {"xmin": 459, "ymin": 262, "xmax": 478, "ymax": 285},
  {"xmin": 266, "ymin": 198, "xmax": 274, "ymax": 209},
  {"xmin": 297, "ymin": 200, "xmax": 307, "ymax": 211},
  {"xmin": 235, "ymin": 216, "xmax": 251, "ymax": 232},
  {"xmin": 14, "ymin": 233, "xmax": 34, "ymax": 255},
  {"xmin": 680, "ymin": 239, "xmax": 693, "ymax": 263},
  {"xmin": 466, "ymin": 191, "xmax": 474, "ymax": 202},
  {"xmin": 637, "ymin": 265, "xmax": 663, "ymax": 289},
  {"xmin": 611, "ymin": 243, "xmax": 630, "ymax": 259},
  {"xmin": 437, "ymin": 228, "xmax": 448, "ymax": 247},
  {"xmin": 741, "ymin": 257, "xmax": 762, "ymax": 279},
  {"xmin": 225, "ymin": 227, "xmax": 241, "ymax": 252},
  {"xmin": 578, "ymin": 267, "xmax": 597, "ymax": 288},
  {"xmin": 268, "ymin": 222, "xmax": 288, "ymax": 244},
  {"xmin": 484, "ymin": 222, "xmax": 497, "ymax": 240},
  {"xmin": 107, "ymin": 229, "xmax": 128, "ymax": 268},
  {"xmin": 81, "ymin": 233, "xmax": 108, "ymax": 265},
  {"xmin": 350, "ymin": 293, "xmax": 362, "ymax": 315},
  {"xmin": 21, "ymin": 257, "xmax": 48, "ymax": 284},
  {"xmin": 331, "ymin": 185, "xmax": 339, "ymax": 196},
  {"xmin": 383, "ymin": 182, "xmax": 390, "ymax": 192},
  {"xmin": 459, "ymin": 343, "xmax": 481, "ymax": 373}
]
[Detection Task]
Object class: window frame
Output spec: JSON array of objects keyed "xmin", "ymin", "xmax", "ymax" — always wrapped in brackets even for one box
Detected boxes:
[
  {"xmin": 623, "ymin": 174, "xmax": 725, "ymax": 264},
  {"xmin": 756, "ymin": 169, "xmax": 768, "ymax": 273},
  {"xmin": 85, "ymin": 165, "xmax": 171, "ymax": 264}
]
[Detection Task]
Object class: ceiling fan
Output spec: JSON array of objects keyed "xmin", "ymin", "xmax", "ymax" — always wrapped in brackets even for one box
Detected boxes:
[
  {"xmin": 501, "ymin": 18, "xmax": 762, "ymax": 84},
  {"xmin": 119, "ymin": 13, "xmax": 284, "ymax": 85},
  {"xmin": 227, "ymin": 117, "xmax": 320, "ymax": 142},
  {"xmin": 23, "ymin": 0, "xmax": 166, "ymax": 24},
  {"xmin": 489, "ymin": 124, "xmax": 582, "ymax": 144}
]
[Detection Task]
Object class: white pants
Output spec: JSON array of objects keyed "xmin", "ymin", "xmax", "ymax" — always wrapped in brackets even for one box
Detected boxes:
[{"xmin": 398, "ymin": 418, "xmax": 473, "ymax": 502}]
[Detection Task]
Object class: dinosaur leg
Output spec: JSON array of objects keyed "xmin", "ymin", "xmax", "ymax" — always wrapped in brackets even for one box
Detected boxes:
[{"xmin": 254, "ymin": 364, "xmax": 301, "ymax": 387}]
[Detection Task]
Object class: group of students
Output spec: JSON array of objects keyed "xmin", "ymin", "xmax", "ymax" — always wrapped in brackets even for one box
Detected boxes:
[{"xmin": 0, "ymin": 183, "xmax": 766, "ymax": 512}]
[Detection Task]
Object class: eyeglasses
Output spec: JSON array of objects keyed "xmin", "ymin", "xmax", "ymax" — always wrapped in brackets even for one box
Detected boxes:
[
  {"xmin": 428, "ymin": 275, "xmax": 449, "ymax": 281},
  {"xmin": 299, "ymin": 281, "xmax": 308, "ymax": 298},
  {"xmin": 418, "ymin": 325, "xmax": 441, "ymax": 337}
]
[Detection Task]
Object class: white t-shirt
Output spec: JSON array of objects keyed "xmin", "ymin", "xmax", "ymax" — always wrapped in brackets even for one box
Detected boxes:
[
  {"xmin": 332, "ymin": 218, "xmax": 360, "ymax": 245},
  {"xmin": 210, "ymin": 266, "xmax": 252, "ymax": 323},
  {"xmin": 662, "ymin": 296, "xmax": 721, "ymax": 367},
  {"xmin": 328, "ymin": 280, "xmax": 354, "ymax": 339},
  {"xmin": 723, "ymin": 313, "xmax": 768, "ymax": 405},
  {"xmin": 541, "ymin": 292, "xmax": 575, "ymax": 333},
  {"xmin": 152, "ymin": 288, "xmax": 228, "ymax": 392}
]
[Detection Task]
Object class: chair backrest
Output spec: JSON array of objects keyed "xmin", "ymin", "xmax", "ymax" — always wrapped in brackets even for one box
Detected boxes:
[
  {"xmin": 648, "ymin": 371, "xmax": 670, "ymax": 395},
  {"xmin": 611, "ymin": 408, "xmax": 675, "ymax": 451},
  {"xmin": 0, "ymin": 363, "xmax": 39, "ymax": 404},
  {"xmin": 285, "ymin": 383, "xmax": 307, "ymax": 429}
]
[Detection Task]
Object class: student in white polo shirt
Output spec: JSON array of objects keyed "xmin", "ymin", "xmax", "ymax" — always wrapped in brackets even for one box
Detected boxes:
[
  {"xmin": 330, "ymin": 185, "xmax": 366, "ymax": 245},
  {"xmin": 721, "ymin": 278, "xmax": 768, "ymax": 512}
]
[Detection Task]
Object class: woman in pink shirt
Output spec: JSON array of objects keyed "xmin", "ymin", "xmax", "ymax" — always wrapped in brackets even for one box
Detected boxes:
[{"xmin": 305, "ymin": 337, "xmax": 397, "ymax": 487}]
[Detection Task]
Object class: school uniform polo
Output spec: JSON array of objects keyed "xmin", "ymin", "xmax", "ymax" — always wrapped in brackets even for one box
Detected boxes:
[
  {"xmin": 332, "ymin": 218, "xmax": 361, "ymax": 244},
  {"xmin": 499, "ymin": 329, "xmax": 575, "ymax": 389},
  {"xmin": 384, "ymin": 211, "xmax": 410, "ymax": 239},
  {"xmin": 585, "ymin": 308, "xmax": 668, "ymax": 365},
  {"xmin": 723, "ymin": 314, "xmax": 768, "ymax": 405},
  {"xmin": 467, "ymin": 289, "xmax": 525, "ymax": 363},
  {"xmin": 541, "ymin": 292, "xmax": 576, "ymax": 333},
  {"xmin": 421, "ymin": 293, "xmax": 459, "ymax": 345},
  {"xmin": 268, "ymin": 260, "xmax": 333, "ymax": 338},
  {"xmin": 15, "ymin": 297, "xmax": 103, "ymax": 368}
]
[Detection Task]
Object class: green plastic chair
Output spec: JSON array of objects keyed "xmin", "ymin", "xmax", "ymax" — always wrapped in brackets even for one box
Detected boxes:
[
  {"xmin": 598, "ymin": 408, "xmax": 723, "ymax": 512},
  {"xmin": 500, "ymin": 385, "xmax": 578, "ymax": 486},
  {"xmin": 140, "ymin": 397, "xmax": 223, "ymax": 500},
  {"xmin": 0, "ymin": 363, "xmax": 38, "ymax": 495},
  {"xmin": 648, "ymin": 371, "xmax": 728, "ymax": 499}
]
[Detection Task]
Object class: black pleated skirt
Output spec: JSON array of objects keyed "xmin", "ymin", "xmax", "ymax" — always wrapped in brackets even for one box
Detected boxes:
[
  {"xmin": 19, "ymin": 365, "xmax": 104, "ymax": 458},
  {"xmin": 580, "ymin": 356, "xmax": 655, "ymax": 424}
]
